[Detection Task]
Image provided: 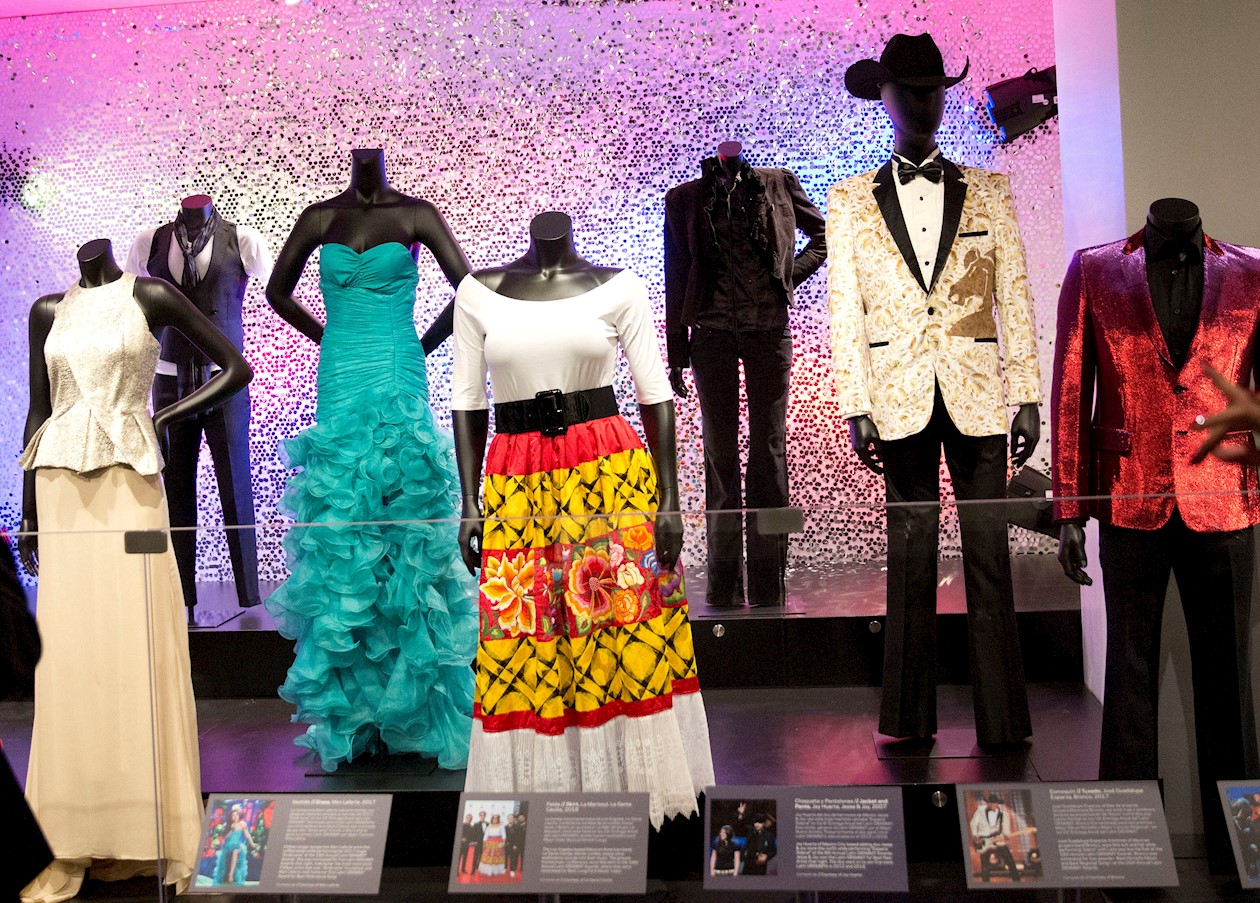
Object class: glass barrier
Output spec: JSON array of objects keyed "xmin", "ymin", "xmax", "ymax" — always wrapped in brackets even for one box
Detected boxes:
[{"xmin": 7, "ymin": 480, "xmax": 1258, "ymax": 897}]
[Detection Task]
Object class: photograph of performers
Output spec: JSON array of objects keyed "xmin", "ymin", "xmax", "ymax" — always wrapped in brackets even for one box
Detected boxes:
[
  {"xmin": 1226, "ymin": 787, "xmax": 1260, "ymax": 881},
  {"xmin": 744, "ymin": 811, "xmax": 778, "ymax": 875},
  {"xmin": 709, "ymin": 798, "xmax": 776, "ymax": 876},
  {"xmin": 196, "ymin": 799, "xmax": 274, "ymax": 887},
  {"xmin": 965, "ymin": 790, "xmax": 1039, "ymax": 883},
  {"xmin": 454, "ymin": 800, "xmax": 527, "ymax": 885}
]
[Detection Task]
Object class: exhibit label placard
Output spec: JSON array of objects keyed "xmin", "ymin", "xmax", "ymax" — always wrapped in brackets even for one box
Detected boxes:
[
  {"xmin": 956, "ymin": 782, "xmax": 1177, "ymax": 889},
  {"xmin": 189, "ymin": 793, "xmax": 392, "ymax": 894},
  {"xmin": 703, "ymin": 785, "xmax": 908, "ymax": 892},
  {"xmin": 448, "ymin": 791, "xmax": 648, "ymax": 894},
  {"xmin": 1217, "ymin": 780, "xmax": 1260, "ymax": 886}
]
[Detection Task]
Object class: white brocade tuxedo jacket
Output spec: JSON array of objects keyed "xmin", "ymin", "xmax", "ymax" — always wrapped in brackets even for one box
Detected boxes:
[{"xmin": 826, "ymin": 159, "xmax": 1041, "ymax": 441}]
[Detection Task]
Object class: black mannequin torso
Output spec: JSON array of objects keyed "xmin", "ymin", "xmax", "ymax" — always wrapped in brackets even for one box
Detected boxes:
[
  {"xmin": 472, "ymin": 211, "xmax": 621, "ymax": 300},
  {"xmin": 452, "ymin": 211, "xmax": 680, "ymax": 574},
  {"xmin": 19, "ymin": 238, "xmax": 252, "ymax": 574},
  {"xmin": 265, "ymin": 148, "xmax": 469, "ymax": 351},
  {"xmin": 848, "ymin": 83, "xmax": 1039, "ymax": 474}
]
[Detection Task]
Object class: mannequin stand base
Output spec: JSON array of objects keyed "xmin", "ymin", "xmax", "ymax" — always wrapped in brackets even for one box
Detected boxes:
[
  {"xmin": 873, "ymin": 728, "xmax": 1029, "ymax": 760},
  {"xmin": 189, "ymin": 607, "xmax": 243, "ymax": 629},
  {"xmin": 305, "ymin": 751, "xmax": 440, "ymax": 778}
]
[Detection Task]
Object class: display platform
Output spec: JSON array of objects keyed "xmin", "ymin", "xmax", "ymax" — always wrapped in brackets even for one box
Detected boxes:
[
  {"xmin": 182, "ymin": 553, "xmax": 1082, "ymax": 697},
  {"xmin": 0, "ymin": 683, "xmax": 1099, "ymax": 874}
]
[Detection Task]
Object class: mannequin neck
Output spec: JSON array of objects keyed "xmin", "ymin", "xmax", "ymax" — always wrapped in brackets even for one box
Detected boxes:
[
  {"xmin": 1146, "ymin": 198, "xmax": 1202, "ymax": 244},
  {"xmin": 76, "ymin": 239, "xmax": 124, "ymax": 287},
  {"xmin": 349, "ymin": 149, "xmax": 389, "ymax": 202},
  {"xmin": 892, "ymin": 135, "xmax": 939, "ymax": 164},
  {"xmin": 178, "ymin": 195, "xmax": 214, "ymax": 231},
  {"xmin": 527, "ymin": 231, "xmax": 583, "ymax": 275}
]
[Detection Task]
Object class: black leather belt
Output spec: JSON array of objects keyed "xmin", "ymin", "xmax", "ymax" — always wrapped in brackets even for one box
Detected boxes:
[{"xmin": 495, "ymin": 386, "xmax": 618, "ymax": 437}]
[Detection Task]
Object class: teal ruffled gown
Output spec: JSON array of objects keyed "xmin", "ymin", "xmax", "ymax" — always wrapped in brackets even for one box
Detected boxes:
[{"xmin": 265, "ymin": 242, "xmax": 478, "ymax": 771}]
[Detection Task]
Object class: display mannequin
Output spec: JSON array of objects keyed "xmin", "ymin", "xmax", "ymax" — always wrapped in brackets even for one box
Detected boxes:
[
  {"xmin": 827, "ymin": 33, "xmax": 1041, "ymax": 745},
  {"xmin": 19, "ymin": 238, "xmax": 250, "ymax": 902},
  {"xmin": 1053, "ymin": 198, "xmax": 1260, "ymax": 870},
  {"xmin": 263, "ymin": 148, "xmax": 479, "ymax": 772},
  {"xmin": 452, "ymin": 211, "xmax": 713, "ymax": 827},
  {"xmin": 125, "ymin": 194, "xmax": 273, "ymax": 618},
  {"xmin": 664, "ymin": 141, "xmax": 826, "ymax": 607}
]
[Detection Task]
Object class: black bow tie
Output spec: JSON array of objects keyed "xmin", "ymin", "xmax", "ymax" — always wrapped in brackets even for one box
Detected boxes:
[{"xmin": 896, "ymin": 158, "xmax": 944, "ymax": 185}]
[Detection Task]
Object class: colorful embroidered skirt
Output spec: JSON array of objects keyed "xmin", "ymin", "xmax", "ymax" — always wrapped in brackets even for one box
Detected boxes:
[{"xmin": 464, "ymin": 414, "xmax": 714, "ymax": 826}]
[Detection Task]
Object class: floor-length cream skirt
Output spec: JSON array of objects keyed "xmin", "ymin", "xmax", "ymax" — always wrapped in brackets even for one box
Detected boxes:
[{"xmin": 22, "ymin": 466, "xmax": 202, "ymax": 903}]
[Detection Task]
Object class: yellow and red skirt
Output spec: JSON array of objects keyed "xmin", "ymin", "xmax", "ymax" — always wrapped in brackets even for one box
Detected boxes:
[{"xmin": 463, "ymin": 413, "xmax": 714, "ymax": 826}]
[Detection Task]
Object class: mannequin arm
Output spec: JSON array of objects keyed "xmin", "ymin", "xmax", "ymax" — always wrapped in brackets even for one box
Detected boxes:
[
  {"xmin": 414, "ymin": 202, "xmax": 470, "ymax": 352},
  {"xmin": 19, "ymin": 296, "xmax": 59, "ymax": 575},
  {"xmin": 266, "ymin": 206, "xmax": 326, "ymax": 344},
  {"xmin": 453, "ymin": 409, "xmax": 489, "ymax": 575},
  {"xmin": 1010, "ymin": 403, "xmax": 1041, "ymax": 469},
  {"xmin": 137, "ymin": 277, "xmax": 252, "ymax": 435},
  {"xmin": 1057, "ymin": 522, "xmax": 1092, "ymax": 586},
  {"xmin": 848, "ymin": 414, "xmax": 883, "ymax": 475},
  {"xmin": 668, "ymin": 366, "xmax": 689, "ymax": 399},
  {"xmin": 639, "ymin": 400, "xmax": 683, "ymax": 569}
]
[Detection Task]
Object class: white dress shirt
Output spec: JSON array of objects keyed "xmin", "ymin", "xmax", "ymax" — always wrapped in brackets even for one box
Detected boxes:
[
  {"xmin": 891, "ymin": 148, "xmax": 945, "ymax": 289},
  {"xmin": 125, "ymin": 224, "xmax": 273, "ymax": 372}
]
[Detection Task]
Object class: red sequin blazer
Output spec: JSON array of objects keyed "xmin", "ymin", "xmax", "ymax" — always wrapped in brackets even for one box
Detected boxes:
[{"xmin": 1052, "ymin": 229, "xmax": 1260, "ymax": 532}]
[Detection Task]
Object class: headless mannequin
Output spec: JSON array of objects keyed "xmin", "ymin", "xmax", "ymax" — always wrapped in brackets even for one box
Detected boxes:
[
  {"xmin": 1058, "ymin": 198, "xmax": 1203, "ymax": 584},
  {"xmin": 19, "ymin": 239, "xmax": 252, "ymax": 574},
  {"xmin": 146, "ymin": 193, "xmax": 265, "ymax": 616},
  {"xmin": 266, "ymin": 148, "xmax": 469, "ymax": 348},
  {"xmin": 848, "ymin": 82, "xmax": 1039, "ymax": 474},
  {"xmin": 668, "ymin": 139, "xmax": 745, "ymax": 397},
  {"xmin": 452, "ymin": 211, "xmax": 683, "ymax": 574}
]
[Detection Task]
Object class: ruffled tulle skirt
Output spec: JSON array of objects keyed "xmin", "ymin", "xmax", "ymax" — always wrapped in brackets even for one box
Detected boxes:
[{"xmin": 265, "ymin": 385, "xmax": 479, "ymax": 771}]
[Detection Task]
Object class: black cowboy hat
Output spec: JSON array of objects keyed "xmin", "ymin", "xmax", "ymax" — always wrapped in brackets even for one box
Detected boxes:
[{"xmin": 845, "ymin": 33, "xmax": 969, "ymax": 101}]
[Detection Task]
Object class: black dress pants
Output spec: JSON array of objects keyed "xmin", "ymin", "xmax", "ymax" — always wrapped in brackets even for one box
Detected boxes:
[
  {"xmin": 878, "ymin": 386, "xmax": 1030, "ymax": 744},
  {"xmin": 690, "ymin": 326, "xmax": 792, "ymax": 607},
  {"xmin": 154, "ymin": 374, "xmax": 260, "ymax": 610},
  {"xmin": 1098, "ymin": 511, "xmax": 1257, "ymax": 870}
]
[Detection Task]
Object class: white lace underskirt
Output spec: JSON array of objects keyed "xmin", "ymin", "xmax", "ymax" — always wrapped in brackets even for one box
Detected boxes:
[{"xmin": 465, "ymin": 691, "xmax": 715, "ymax": 828}]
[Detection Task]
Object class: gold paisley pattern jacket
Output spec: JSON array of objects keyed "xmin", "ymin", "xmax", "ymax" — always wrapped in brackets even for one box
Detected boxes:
[{"xmin": 826, "ymin": 159, "xmax": 1041, "ymax": 440}]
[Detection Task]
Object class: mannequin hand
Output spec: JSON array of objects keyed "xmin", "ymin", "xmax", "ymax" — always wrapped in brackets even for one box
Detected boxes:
[
  {"xmin": 1057, "ymin": 523, "xmax": 1092, "ymax": 586},
  {"xmin": 17, "ymin": 515, "xmax": 38, "ymax": 577},
  {"xmin": 459, "ymin": 512, "xmax": 484, "ymax": 575},
  {"xmin": 1010, "ymin": 403, "xmax": 1041, "ymax": 469},
  {"xmin": 655, "ymin": 510, "xmax": 684, "ymax": 570},
  {"xmin": 669, "ymin": 367, "xmax": 689, "ymax": 399},
  {"xmin": 1191, "ymin": 363, "xmax": 1260, "ymax": 466},
  {"xmin": 848, "ymin": 415, "xmax": 883, "ymax": 475}
]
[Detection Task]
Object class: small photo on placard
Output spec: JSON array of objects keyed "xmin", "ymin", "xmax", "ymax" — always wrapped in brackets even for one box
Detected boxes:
[
  {"xmin": 453, "ymin": 799, "xmax": 530, "ymax": 886},
  {"xmin": 708, "ymin": 799, "xmax": 778, "ymax": 877},
  {"xmin": 961, "ymin": 788, "xmax": 1042, "ymax": 885},
  {"xmin": 1218, "ymin": 781, "xmax": 1260, "ymax": 884},
  {"xmin": 195, "ymin": 798, "xmax": 275, "ymax": 888}
]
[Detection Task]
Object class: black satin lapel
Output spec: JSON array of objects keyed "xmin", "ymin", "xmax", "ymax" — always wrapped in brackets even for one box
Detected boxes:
[
  {"xmin": 873, "ymin": 163, "xmax": 927, "ymax": 293},
  {"xmin": 929, "ymin": 163, "xmax": 966, "ymax": 294}
]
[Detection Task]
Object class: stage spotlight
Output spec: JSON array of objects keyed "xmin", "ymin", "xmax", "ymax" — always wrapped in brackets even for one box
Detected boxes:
[{"xmin": 985, "ymin": 66, "xmax": 1057, "ymax": 143}]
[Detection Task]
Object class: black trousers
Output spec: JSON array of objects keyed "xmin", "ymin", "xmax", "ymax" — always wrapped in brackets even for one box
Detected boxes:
[
  {"xmin": 154, "ymin": 374, "xmax": 260, "ymax": 609},
  {"xmin": 690, "ymin": 326, "xmax": 792, "ymax": 607},
  {"xmin": 878, "ymin": 386, "xmax": 1030, "ymax": 744},
  {"xmin": 1098, "ymin": 512, "xmax": 1257, "ymax": 869}
]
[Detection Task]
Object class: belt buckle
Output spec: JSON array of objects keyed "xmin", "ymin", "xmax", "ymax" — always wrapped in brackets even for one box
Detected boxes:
[{"xmin": 535, "ymin": 389, "xmax": 567, "ymax": 437}]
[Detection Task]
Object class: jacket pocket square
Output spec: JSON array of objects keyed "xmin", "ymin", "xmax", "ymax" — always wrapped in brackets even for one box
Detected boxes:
[{"xmin": 959, "ymin": 230, "xmax": 989, "ymax": 238}]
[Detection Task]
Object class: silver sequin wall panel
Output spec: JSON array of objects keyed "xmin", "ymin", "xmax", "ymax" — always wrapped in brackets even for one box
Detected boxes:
[{"xmin": 0, "ymin": 0, "xmax": 1063, "ymax": 582}]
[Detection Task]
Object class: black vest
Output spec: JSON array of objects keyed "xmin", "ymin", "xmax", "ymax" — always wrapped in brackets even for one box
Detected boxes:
[{"xmin": 148, "ymin": 217, "xmax": 249, "ymax": 367}]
